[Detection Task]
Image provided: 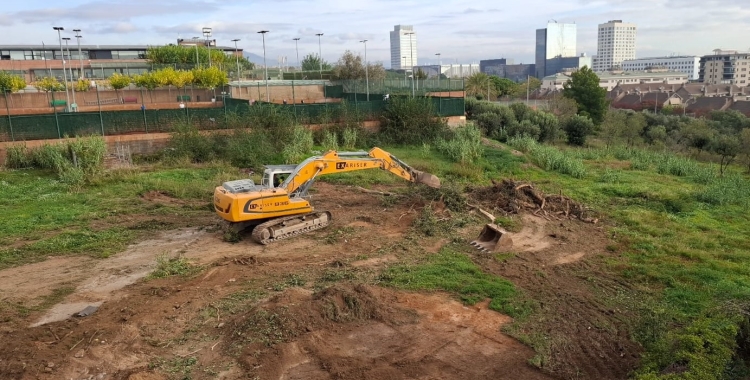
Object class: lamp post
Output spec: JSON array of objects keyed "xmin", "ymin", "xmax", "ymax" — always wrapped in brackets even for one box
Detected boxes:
[
  {"xmin": 63, "ymin": 37, "xmax": 76, "ymax": 109},
  {"xmin": 193, "ymin": 36, "xmax": 200, "ymax": 67},
  {"xmin": 402, "ymin": 56, "xmax": 407, "ymax": 82},
  {"xmin": 405, "ymin": 32, "xmax": 415, "ymax": 97},
  {"xmin": 293, "ymin": 38, "xmax": 300, "ymax": 71},
  {"xmin": 360, "ymin": 39, "xmax": 369, "ymax": 101},
  {"xmin": 315, "ymin": 33, "xmax": 324, "ymax": 78},
  {"xmin": 53, "ymin": 27, "xmax": 71, "ymax": 112},
  {"xmin": 258, "ymin": 30, "xmax": 270, "ymax": 102},
  {"xmin": 435, "ymin": 53, "xmax": 441, "ymax": 89},
  {"xmin": 202, "ymin": 27, "xmax": 212, "ymax": 67},
  {"xmin": 73, "ymin": 29, "xmax": 83, "ymax": 79},
  {"xmin": 231, "ymin": 38, "xmax": 241, "ymax": 82}
]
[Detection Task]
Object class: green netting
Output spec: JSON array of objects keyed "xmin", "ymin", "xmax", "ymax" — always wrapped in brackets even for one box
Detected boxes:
[{"xmin": 324, "ymin": 85, "xmax": 344, "ymax": 99}]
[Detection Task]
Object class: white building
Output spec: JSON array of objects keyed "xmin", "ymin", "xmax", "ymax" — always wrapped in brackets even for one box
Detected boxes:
[
  {"xmin": 542, "ymin": 69, "xmax": 688, "ymax": 91},
  {"xmin": 593, "ymin": 20, "xmax": 637, "ymax": 72},
  {"xmin": 413, "ymin": 64, "xmax": 480, "ymax": 78},
  {"xmin": 390, "ymin": 25, "xmax": 418, "ymax": 70},
  {"xmin": 622, "ymin": 56, "xmax": 700, "ymax": 80}
]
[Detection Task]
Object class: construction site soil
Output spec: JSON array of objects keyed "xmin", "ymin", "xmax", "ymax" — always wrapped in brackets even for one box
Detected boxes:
[{"xmin": 0, "ymin": 182, "xmax": 641, "ymax": 379}]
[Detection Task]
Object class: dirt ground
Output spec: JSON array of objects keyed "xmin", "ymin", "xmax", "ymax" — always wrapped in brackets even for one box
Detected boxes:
[{"xmin": 0, "ymin": 182, "xmax": 640, "ymax": 379}]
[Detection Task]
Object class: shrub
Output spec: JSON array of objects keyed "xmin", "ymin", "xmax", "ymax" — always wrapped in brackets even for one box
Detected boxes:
[
  {"xmin": 320, "ymin": 130, "xmax": 339, "ymax": 152},
  {"xmin": 563, "ymin": 115, "xmax": 595, "ymax": 146},
  {"xmin": 341, "ymin": 128, "xmax": 359, "ymax": 150},
  {"xmin": 5, "ymin": 145, "xmax": 32, "ymax": 169},
  {"xmin": 282, "ymin": 126, "xmax": 314, "ymax": 164},
  {"xmin": 4, "ymin": 136, "xmax": 107, "ymax": 186},
  {"xmin": 508, "ymin": 136, "xmax": 586, "ymax": 178},
  {"xmin": 379, "ymin": 97, "xmax": 448, "ymax": 145},
  {"xmin": 435, "ymin": 123, "xmax": 483, "ymax": 164},
  {"xmin": 507, "ymin": 120, "xmax": 541, "ymax": 140}
]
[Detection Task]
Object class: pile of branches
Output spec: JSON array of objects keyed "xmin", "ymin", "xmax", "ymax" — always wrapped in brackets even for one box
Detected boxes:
[{"xmin": 469, "ymin": 179, "xmax": 598, "ymax": 223}]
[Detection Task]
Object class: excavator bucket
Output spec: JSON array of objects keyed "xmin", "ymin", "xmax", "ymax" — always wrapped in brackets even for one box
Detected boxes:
[
  {"xmin": 470, "ymin": 224, "xmax": 513, "ymax": 253},
  {"xmin": 414, "ymin": 170, "xmax": 441, "ymax": 188}
]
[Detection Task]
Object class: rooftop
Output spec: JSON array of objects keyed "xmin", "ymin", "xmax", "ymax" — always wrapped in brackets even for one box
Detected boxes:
[
  {"xmin": 623, "ymin": 56, "xmax": 698, "ymax": 61},
  {"xmin": 544, "ymin": 70, "xmax": 687, "ymax": 81}
]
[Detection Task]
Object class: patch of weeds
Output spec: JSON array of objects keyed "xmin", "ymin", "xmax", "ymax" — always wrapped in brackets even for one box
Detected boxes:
[
  {"xmin": 413, "ymin": 205, "xmax": 471, "ymax": 237},
  {"xmin": 149, "ymin": 356, "xmax": 198, "ymax": 377},
  {"xmin": 319, "ymin": 268, "xmax": 357, "ymax": 283},
  {"xmin": 272, "ymin": 274, "xmax": 307, "ymax": 291},
  {"xmin": 324, "ymin": 226, "xmax": 355, "ymax": 244},
  {"xmin": 235, "ymin": 308, "xmax": 299, "ymax": 347},
  {"xmin": 493, "ymin": 216, "xmax": 522, "ymax": 232},
  {"xmin": 382, "ymin": 245, "xmax": 530, "ymax": 318},
  {"xmin": 598, "ymin": 168, "xmax": 622, "ymax": 184},
  {"xmin": 148, "ymin": 254, "xmax": 200, "ymax": 279}
]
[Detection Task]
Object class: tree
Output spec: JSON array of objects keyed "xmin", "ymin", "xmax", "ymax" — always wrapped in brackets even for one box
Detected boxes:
[
  {"xmin": 170, "ymin": 70, "xmax": 194, "ymax": 97},
  {"xmin": 740, "ymin": 128, "xmax": 750, "ymax": 172},
  {"xmin": 509, "ymin": 77, "xmax": 541, "ymax": 98},
  {"xmin": 563, "ymin": 114, "xmax": 595, "ymax": 146},
  {"xmin": 711, "ymin": 134, "xmax": 740, "ymax": 175},
  {"xmin": 600, "ymin": 109, "xmax": 627, "ymax": 148},
  {"xmin": 0, "ymin": 71, "xmax": 26, "ymax": 93},
  {"xmin": 330, "ymin": 50, "xmax": 386, "ymax": 81},
  {"xmin": 146, "ymin": 45, "xmax": 254, "ymax": 70},
  {"xmin": 133, "ymin": 72, "xmax": 160, "ymax": 102},
  {"xmin": 192, "ymin": 66, "xmax": 228, "ymax": 89},
  {"xmin": 562, "ymin": 66, "xmax": 607, "ymax": 125},
  {"xmin": 490, "ymin": 76, "xmax": 516, "ymax": 98},
  {"xmin": 544, "ymin": 94, "xmax": 578, "ymax": 121},
  {"xmin": 415, "ymin": 68, "xmax": 428, "ymax": 80},
  {"xmin": 108, "ymin": 73, "xmax": 132, "ymax": 99},
  {"xmin": 73, "ymin": 79, "xmax": 89, "ymax": 92},
  {"xmin": 531, "ymin": 111, "xmax": 561, "ymax": 143},
  {"xmin": 301, "ymin": 53, "xmax": 331, "ymax": 72},
  {"xmin": 464, "ymin": 73, "xmax": 497, "ymax": 100},
  {"xmin": 34, "ymin": 77, "xmax": 65, "ymax": 93}
]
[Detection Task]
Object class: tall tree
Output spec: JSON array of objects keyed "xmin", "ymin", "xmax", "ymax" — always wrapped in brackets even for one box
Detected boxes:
[
  {"xmin": 490, "ymin": 76, "xmax": 516, "ymax": 98},
  {"xmin": 509, "ymin": 77, "xmax": 541, "ymax": 98},
  {"xmin": 562, "ymin": 67, "xmax": 607, "ymax": 125},
  {"xmin": 330, "ymin": 50, "xmax": 385, "ymax": 80},
  {"xmin": 108, "ymin": 73, "xmax": 132, "ymax": 100},
  {"xmin": 146, "ymin": 45, "xmax": 254, "ymax": 70},
  {"xmin": 301, "ymin": 53, "xmax": 331, "ymax": 71},
  {"xmin": 192, "ymin": 66, "xmax": 228, "ymax": 89},
  {"xmin": 415, "ymin": 68, "xmax": 428, "ymax": 80},
  {"xmin": 464, "ymin": 73, "xmax": 497, "ymax": 100}
]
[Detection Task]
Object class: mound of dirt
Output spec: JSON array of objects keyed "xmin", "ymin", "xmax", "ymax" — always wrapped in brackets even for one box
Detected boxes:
[
  {"xmin": 232, "ymin": 285, "xmax": 551, "ymax": 380},
  {"xmin": 470, "ymin": 179, "xmax": 598, "ymax": 223}
]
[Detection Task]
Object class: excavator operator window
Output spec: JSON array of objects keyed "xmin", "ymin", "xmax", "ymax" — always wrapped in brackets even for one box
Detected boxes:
[{"xmin": 274, "ymin": 174, "xmax": 287, "ymax": 188}]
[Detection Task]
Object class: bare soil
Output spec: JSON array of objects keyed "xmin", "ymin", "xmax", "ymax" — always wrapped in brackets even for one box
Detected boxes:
[{"xmin": 0, "ymin": 182, "xmax": 641, "ymax": 379}]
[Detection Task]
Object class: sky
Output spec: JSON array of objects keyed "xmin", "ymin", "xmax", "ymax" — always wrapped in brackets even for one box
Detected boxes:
[{"xmin": 1, "ymin": 0, "xmax": 748, "ymax": 67}]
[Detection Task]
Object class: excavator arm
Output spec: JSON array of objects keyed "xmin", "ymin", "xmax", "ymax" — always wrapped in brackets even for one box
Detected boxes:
[{"xmin": 280, "ymin": 147, "xmax": 440, "ymax": 196}]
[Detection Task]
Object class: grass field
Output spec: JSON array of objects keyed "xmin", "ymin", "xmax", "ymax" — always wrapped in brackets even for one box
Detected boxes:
[{"xmin": 2, "ymin": 139, "xmax": 749, "ymax": 378}]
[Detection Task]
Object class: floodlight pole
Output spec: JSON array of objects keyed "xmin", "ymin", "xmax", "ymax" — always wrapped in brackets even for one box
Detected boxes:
[
  {"xmin": 406, "ymin": 32, "xmax": 415, "ymax": 97},
  {"xmin": 360, "ymin": 39, "xmax": 369, "ymax": 101},
  {"xmin": 63, "ymin": 37, "xmax": 76, "ymax": 109},
  {"xmin": 202, "ymin": 27, "xmax": 213, "ymax": 67},
  {"xmin": 53, "ymin": 27, "xmax": 71, "ymax": 112},
  {"xmin": 232, "ymin": 38, "xmax": 241, "ymax": 81},
  {"xmin": 316, "ymin": 33, "xmax": 324, "ymax": 78},
  {"xmin": 258, "ymin": 31, "xmax": 270, "ymax": 102}
]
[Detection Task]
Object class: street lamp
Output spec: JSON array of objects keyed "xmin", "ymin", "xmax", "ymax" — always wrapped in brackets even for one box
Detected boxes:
[
  {"xmin": 435, "ymin": 53, "xmax": 441, "ymax": 89},
  {"xmin": 202, "ymin": 27, "xmax": 212, "ymax": 67},
  {"xmin": 231, "ymin": 38, "xmax": 241, "ymax": 82},
  {"xmin": 62, "ymin": 37, "xmax": 76, "ymax": 109},
  {"xmin": 258, "ymin": 30, "xmax": 270, "ymax": 102},
  {"xmin": 193, "ymin": 36, "xmax": 200, "ymax": 67},
  {"xmin": 402, "ymin": 56, "xmax": 407, "ymax": 82},
  {"xmin": 53, "ymin": 26, "xmax": 71, "ymax": 111},
  {"xmin": 293, "ymin": 38, "xmax": 300, "ymax": 70},
  {"xmin": 360, "ymin": 39, "xmax": 369, "ymax": 101},
  {"xmin": 405, "ymin": 32, "xmax": 415, "ymax": 97},
  {"xmin": 315, "ymin": 33, "xmax": 324, "ymax": 78},
  {"xmin": 73, "ymin": 29, "xmax": 83, "ymax": 79}
]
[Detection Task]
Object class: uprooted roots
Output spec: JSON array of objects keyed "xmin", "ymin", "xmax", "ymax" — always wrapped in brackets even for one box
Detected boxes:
[{"xmin": 469, "ymin": 179, "xmax": 598, "ymax": 223}]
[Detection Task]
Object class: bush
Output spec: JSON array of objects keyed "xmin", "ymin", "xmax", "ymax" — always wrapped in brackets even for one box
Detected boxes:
[
  {"xmin": 508, "ymin": 136, "xmax": 586, "ymax": 178},
  {"xmin": 5, "ymin": 145, "xmax": 32, "ymax": 169},
  {"xmin": 282, "ymin": 126, "xmax": 314, "ymax": 164},
  {"xmin": 319, "ymin": 130, "xmax": 339, "ymax": 151},
  {"xmin": 563, "ymin": 115, "xmax": 595, "ymax": 146},
  {"xmin": 4, "ymin": 136, "xmax": 107, "ymax": 186},
  {"xmin": 379, "ymin": 97, "xmax": 448, "ymax": 145},
  {"xmin": 435, "ymin": 123, "xmax": 483, "ymax": 164},
  {"xmin": 507, "ymin": 120, "xmax": 541, "ymax": 140}
]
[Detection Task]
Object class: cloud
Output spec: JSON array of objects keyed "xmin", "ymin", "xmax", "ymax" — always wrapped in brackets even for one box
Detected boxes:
[
  {"xmin": 7, "ymin": 0, "xmax": 221, "ymax": 24},
  {"xmin": 95, "ymin": 22, "xmax": 138, "ymax": 34}
]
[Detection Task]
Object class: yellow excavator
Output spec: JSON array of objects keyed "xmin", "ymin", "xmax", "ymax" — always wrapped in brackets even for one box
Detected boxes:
[{"xmin": 213, "ymin": 147, "xmax": 441, "ymax": 244}]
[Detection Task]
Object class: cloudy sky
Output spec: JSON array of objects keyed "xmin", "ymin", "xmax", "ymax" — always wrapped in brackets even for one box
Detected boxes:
[{"xmin": 1, "ymin": 0, "xmax": 748, "ymax": 67}]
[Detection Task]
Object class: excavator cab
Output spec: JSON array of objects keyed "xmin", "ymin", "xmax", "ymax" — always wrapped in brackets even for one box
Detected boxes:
[{"xmin": 260, "ymin": 165, "xmax": 297, "ymax": 189}]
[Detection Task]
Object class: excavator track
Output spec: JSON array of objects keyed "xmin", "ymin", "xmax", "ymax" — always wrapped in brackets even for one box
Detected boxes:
[{"xmin": 251, "ymin": 211, "xmax": 332, "ymax": 245}]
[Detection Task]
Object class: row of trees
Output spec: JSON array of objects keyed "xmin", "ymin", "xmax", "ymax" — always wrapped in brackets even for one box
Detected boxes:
[
  {"xmin": 300, "ymin": 50, "xmax": 386, "ymax": 81},
  {"xmin": 146, "ymin": 45, "xmax": 254, "ymax": 71},
  {"xmin": 465, "ymin": 72, "xmax": 542, "ymax": 100}
]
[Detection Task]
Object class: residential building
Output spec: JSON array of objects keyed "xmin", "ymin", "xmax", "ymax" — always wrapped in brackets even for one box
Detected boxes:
[
  {"xmin": 479, "ymin": 59, "xmax": 514, "ymax": 75},
  {"xmin": 622, "ymin": 56, "xmax": 700, "ymax": 80},
  {"xmin": 390, "ymin": 25, "xmax": 418, "ymax": 70},
  {"xmin": 542, "ymin": 68, "xmax": 688, "ymax": 91},
  {"xmin": 593, "ymin": 20, "xmax": 637, "ymax": 72},
  {"xmin": 535, "ymin": 21, "xmax": 577, "ymax": 78},
  {"xmin": 700, "ymin": 49, "xmax": 750, "ymax": 86},
  {"xmin": 0, "ymin": 42, "xmax": 241, "ymax": 83},
  {"xmin": 545, "ymin": 54, "xmax": 592, "ymax": 77}
]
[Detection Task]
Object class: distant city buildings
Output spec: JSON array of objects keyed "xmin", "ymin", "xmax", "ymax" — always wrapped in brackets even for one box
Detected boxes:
[
  {"xmin": 593, "ymin": 20, "xmax": 637, "ymax": 72},
  {"xmin": 390, "ymin": 25, "xmax": 418, "ymax": 70},
  {"xmin": 413, "ymin": 64, "xmax": 479, "ymax": 78},
  {"xmin": 542, "ymin": 68, "xmax": 688, "ymax": 91},
  {"xmin": 479, "ymin": 59, "xmax": 513, "ymax": 75},
  {"xmin": 545, "ymin": 55, "xmax": 592, "ymax": 77},
  {"xmin": 700, "ymin": 49, "xmax": 750, "ymax": 86},
  {"xmin": 535, "ymin": 21, "xmax": 577, "ymax": 78},
  {"xmin": 622, "ymin": 56, "xmax": 701, "ymax": 80}
]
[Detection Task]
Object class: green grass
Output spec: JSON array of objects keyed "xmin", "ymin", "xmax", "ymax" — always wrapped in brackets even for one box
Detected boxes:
[
  {"xmin": 503, "ymin": 142, "xmax": 750, "ymax": 379},
  {"xmin": 148, "ymin": 254, "xmax": 200, "ymax": 279},
  {"xmin": 0, "ymin": 163, "xmax": 236, "ymax": 269},
  {"xmin": 381, "ymin": 245, "xmax": 531, "ymax": 318}
]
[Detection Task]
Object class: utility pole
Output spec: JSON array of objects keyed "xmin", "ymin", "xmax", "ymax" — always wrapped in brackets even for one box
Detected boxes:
[
  {"xmin": 406, "ymin": 32, "xmax": 415, "ymax": 97},
  {"xmin": 63, "ymin": 37, "xmax": 76, "ymax": 110},
  {"xmin": 293, "ymin": 38, "xmax": 300, "ymax": 71},
  {"xmin": 202, "ymin": 27, "xmax": 213, "ymax": 67},
  {"xmin": 315, "ymin": 33, "xmax": 324, "ymax": 78},
  {"xmin": 258, "ymin": 31, "xmax": 270, "ymax": 102},
  {"xmin": 360, "ymin": 39, "xmax": 369, "ymax": 101},
  {"xmin": 435, "ymin": 53, "xmax": 441, "ymax": 89}
]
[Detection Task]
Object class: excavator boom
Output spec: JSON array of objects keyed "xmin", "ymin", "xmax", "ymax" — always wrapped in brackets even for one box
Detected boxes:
[{"xmin": 213, "ymin": 147, "xmax": 440, "ymax": 244}]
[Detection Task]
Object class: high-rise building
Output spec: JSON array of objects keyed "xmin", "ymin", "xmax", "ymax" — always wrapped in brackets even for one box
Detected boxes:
[
  {"xmin": 593, "ymin": 20, "xmax": 637, "ymax": 72},
  {"xmin": 535, "ymin": 22, "xmax": 577, "ymax": 78},
  {"xmin": 390, "ymin": 25, "xmax": 417, "ymax": 70},
  {"xmin": 700, "ymin": 49, "xmax": 750, "ymax": 86}
]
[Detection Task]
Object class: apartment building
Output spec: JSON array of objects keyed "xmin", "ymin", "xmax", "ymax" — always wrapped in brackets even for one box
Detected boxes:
[
  {"xmin": 622, "ymin": 56, "xmax": 700, "ymax": 80},
  {"xmin": 700, "ymin": 49, "xmax": 750, "ymax": 86},
  {"xmin": 593, "ymin": 20, "xmax": 637, "ymax": 72},
  {"xmin": 543, "ymin": 68, "xmax": 688, "ymax": 91}
]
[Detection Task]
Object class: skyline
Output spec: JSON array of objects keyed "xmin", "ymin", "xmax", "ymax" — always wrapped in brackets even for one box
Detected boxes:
[{"xmin": 0, "ymin": 0, "xmax": 748, "ymax": 68}]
